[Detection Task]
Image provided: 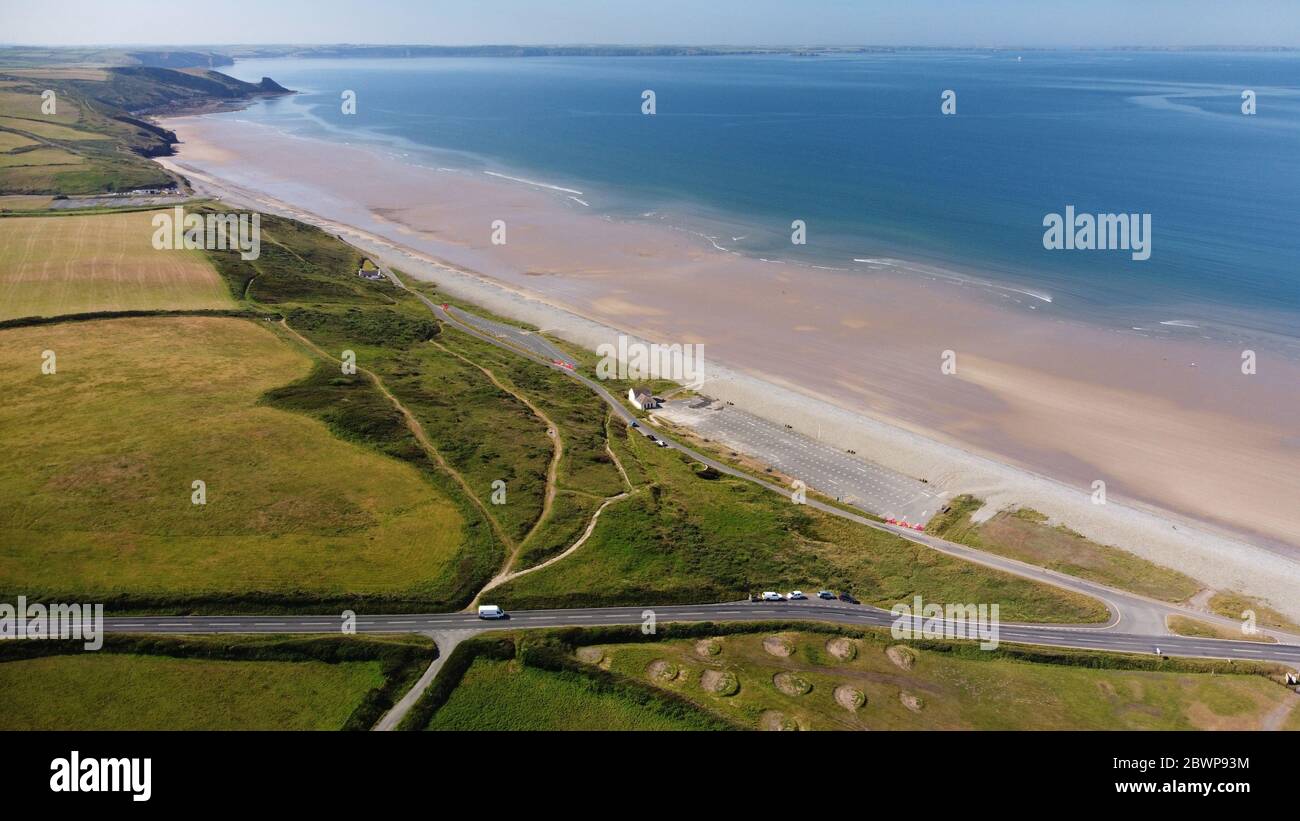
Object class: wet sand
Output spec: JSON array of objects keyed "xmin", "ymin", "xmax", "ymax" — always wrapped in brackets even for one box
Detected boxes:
[{"xmin": 159, "ymin": 114, "xmax": 1300, "ymax": 618}]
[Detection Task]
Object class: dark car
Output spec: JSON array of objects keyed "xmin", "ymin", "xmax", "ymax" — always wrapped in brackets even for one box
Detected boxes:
[{"xmin": 838, "ymin": 592, "xmax": 860, "ymax": 604}]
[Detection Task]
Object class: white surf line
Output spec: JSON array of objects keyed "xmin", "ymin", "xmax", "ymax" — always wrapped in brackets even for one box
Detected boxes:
[{"xmin": 483, "ymin": 170, "xmax": 584, "ymax": 195}]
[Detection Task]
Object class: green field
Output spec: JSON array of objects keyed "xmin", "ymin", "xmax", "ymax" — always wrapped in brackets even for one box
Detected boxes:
[
  {"xmin": 585, "ymin": 628, "xmax": 1296, "ymax": 731},
  {"xmin": 493, "ymin": 429, "xmax": 1108, "ymax": 623},
  {"xmin": 0, "ymin": 653, "xmax": 385, "ymax": 730},
  {"xmin": 0, "ymin": 210, "xmax": 235, "ymax": 320},
  {"xmin": 424, "ymin": 657, "xmax": 722, "ymax": 731},
  {"xmin": 0, "ymin": 634, "xmax": 436, "ymax": 730},
  {"xmin": 0, "ymin": 146, "xmax": 85, "ymax": 167},
  {"xmin": 0, "ymin": 315, "xmax": 472, "ymax": 608},
  {"xmin": 0, "ymin": 115, "xmax": 108, "ymax": 141}
]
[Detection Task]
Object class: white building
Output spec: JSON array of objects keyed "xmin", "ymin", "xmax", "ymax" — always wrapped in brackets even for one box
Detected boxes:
[{"xmin": 628, "ymin": 386, "xmax": 657, "ymax": 410}]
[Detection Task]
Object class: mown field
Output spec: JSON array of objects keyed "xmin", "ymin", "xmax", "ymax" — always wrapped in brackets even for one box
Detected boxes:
[
  {"xmin": 0, "ymin": 634, "xmax": 435, "ymax": 730},
  {"xmin": 0, "ymin": 210, "xmax": 234, "ymax": 320},
  {"xmin": 492, "ymin": 427, "xmax": 1109, "ymax": 624},
  {"xmin": 0, "ymin": 315, "xmax": 473, "ymax": 609}
]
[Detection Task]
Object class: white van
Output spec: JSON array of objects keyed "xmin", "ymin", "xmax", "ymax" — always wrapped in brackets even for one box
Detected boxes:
[{"xmin": 477, "ymin": 605, "xmax": 506, "ymax": 619}]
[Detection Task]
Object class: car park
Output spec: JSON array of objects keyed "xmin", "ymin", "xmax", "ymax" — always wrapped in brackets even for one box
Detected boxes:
[
  {"xmin": 838, "ymin": 593, "xmax": 860, "ymax": 604},
  {"xmin": 761, "ymin": 591, "xmax": 784, "ymax": 601},
  {"xmin": 788, "ymin": 590, "xmax": 806, "ymax": 600},
  {"xmin": 817, "ymin": 590, "xmax": 834, "ymax": 599}
]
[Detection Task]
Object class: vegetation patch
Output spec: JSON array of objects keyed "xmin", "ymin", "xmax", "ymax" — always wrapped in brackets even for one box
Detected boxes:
[
  {"xmin": 400, "ymin": 634, "xmax": 734, "ymax": 731},
  {"xmin": 826, "ymin": 637, "xmax": 858, "ymax": 661},
  {"xmin": 763, "ymin": 635, "xmax": 794, "ymax": 657},
  {"xmin": 0, "ymin": 633, "xmax": 435, "ymax": 731},
  {"xmin": 927, "ymin": 495, "xmax": 1201, "ymax": 603},
  {"xmin": 887, "ymin": 645, "xmax": 917, "ymax": 670},
  {"xmin": 773, "ymin": 671, "xmax": 812, "ymax": 696},
  {"xmin": 521, "ymin": 622, "xmax": 1292, "ymax": 730},
  {"xmin": 701, "ymin": 669, "xmax": 740, "ymax": 696},
  {"xmin": 1167, "ymin": 615, "xmax": 1275, "ymax": 644},
  {"xmin": 493, "ymin": 440, "xmax": 1107, "ymax": 623},
  {"xmin": 834, "ymin": 685, "xmax": 866, "ymax": 711}
]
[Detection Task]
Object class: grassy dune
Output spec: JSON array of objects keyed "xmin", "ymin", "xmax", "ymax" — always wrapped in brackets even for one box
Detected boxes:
[
  {"xmin": 0, "ymin": 211, "xmax": 235, "ymax": 320},
  {"xmin": 0, "ymin": 316, "xmax": 469, "ymax": 607},
  {"xmin": 494, "ymin": 431, "xmax": 1109, "ymax": 623}
]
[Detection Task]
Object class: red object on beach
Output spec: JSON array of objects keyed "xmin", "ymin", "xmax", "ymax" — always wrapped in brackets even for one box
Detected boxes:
[
  {"xmin": 885, "ymin": 517, "xmax": 896, "ymax": 524},
  {"xmin": 441, "ymin": 303, "xmax": 450, "ymax": 310}
]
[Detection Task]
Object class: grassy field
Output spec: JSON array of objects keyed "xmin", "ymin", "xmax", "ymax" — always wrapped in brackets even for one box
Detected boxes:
[
  {"xmin": 585, "ymin": 628, "xmax": 1297, "ymax": 730},
  {"xmin": 0, "ymin": 146, "xmax": 86, "ymax": 167},
  {"xmin": 0, "ymin": 315, "xmax": 473, "ymax": 609},
  {"xmin": 0, "ymin": 131, "xmax": 38, "ymax": 152},
  {"xmin": 424, "ymin": 657, "xmax": 722, "ymax": 730},
  {"xmin": 0, "ymin": 653, "xmax": 385, "ymax": 730},
  {"xmin": 926, "ymin": 495, "xmax": 1202, "ymax": 602},
  {"xmin": 0, "ymin": 114, "xmax": 109, "ymax": 141},
  {"xmin": 0, "ymin": 633, "xmax": 436, "ymax": 730},
  {"xmin": 493, "ymin": 430, "xmax": 1109, "ymax": 623},
  {"xmin": 0, "ymin": 211, "xmax": 235, "ymax": 320}
]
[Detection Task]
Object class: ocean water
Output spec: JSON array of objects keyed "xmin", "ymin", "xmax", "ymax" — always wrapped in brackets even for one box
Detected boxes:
[{"xmin": 223, "ymin": 52, "xmax": 1300, "ymax": 341}]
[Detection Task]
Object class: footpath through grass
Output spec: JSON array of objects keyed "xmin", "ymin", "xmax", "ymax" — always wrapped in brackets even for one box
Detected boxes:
[{"xmin": 493, "ymin": 430, "xmax": 1109, "ymax": 624}]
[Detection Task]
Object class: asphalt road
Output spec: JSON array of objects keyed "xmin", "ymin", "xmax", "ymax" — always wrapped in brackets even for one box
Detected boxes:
[
  {"xmin": 445, "ymin": 306, "xmax": 577, "ymax": 368},
  {"xmin": 102, "ymin": 599, "xmax": 1300, "ymax": 665},
  {"xmin": 657, "ymin": 397, "xmax": 938, "ymax": 523}
]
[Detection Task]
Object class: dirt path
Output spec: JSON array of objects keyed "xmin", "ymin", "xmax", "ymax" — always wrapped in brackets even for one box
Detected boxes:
[
  {"xmin": 1261, "ymin": 691, "xmax": 1299, "ymax": 731},
  {"xmin": 478, "ymin": 490, "xmax": 634, "ymax": 594},
  {"xmin": 604, "ymin": 413, "xmax": 635, "ymax": 491},
  {"xmin": 277, "ymin": 319, "xmax": 515, "ymax": 553},
  {"xmin": 430, "ymin": 339, "xmax": 563, "ymax": 575}
]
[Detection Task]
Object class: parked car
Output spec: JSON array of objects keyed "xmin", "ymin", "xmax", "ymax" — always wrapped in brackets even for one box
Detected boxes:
[
  {"xmin": 787, "ymin": 591, "xmax": 806, "ymax": 600},
  {"xmin": 477, "ymin": 605, "xmax": 507, "ymax": 619},
  {"xmin": 838, "ymin": 593, "xmax": 860, "ymax": 605},
  {"xmin": 629, "ymin": 420, "xmax": 639, "ymax": 428},
  {"xmin": 656, "ymin": 440, "xmax": 670, "ymax": 448},
  {"xmin": 817, "ymin": 590, "xmax": 834, "ymax": 600},
  {"xmin": 761, "ymin": 591, "xmax": 784, "ymax": 602}
]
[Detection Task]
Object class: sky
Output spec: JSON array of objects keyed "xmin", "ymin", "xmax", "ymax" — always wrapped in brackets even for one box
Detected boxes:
[{"xmin": 2, "ymin": 0, "xmax": 1299, "ymax": 48}]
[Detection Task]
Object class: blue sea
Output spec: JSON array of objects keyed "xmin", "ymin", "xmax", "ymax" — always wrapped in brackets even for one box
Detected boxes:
[{"xmin": 223, "ymin": 51, "xmax": 1300, "ymax": 341}]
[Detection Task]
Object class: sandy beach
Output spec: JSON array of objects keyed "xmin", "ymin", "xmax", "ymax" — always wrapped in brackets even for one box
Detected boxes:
[{"xmin": 159, "ymin": 114, "xmax": 1300, "ymax": 619}]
